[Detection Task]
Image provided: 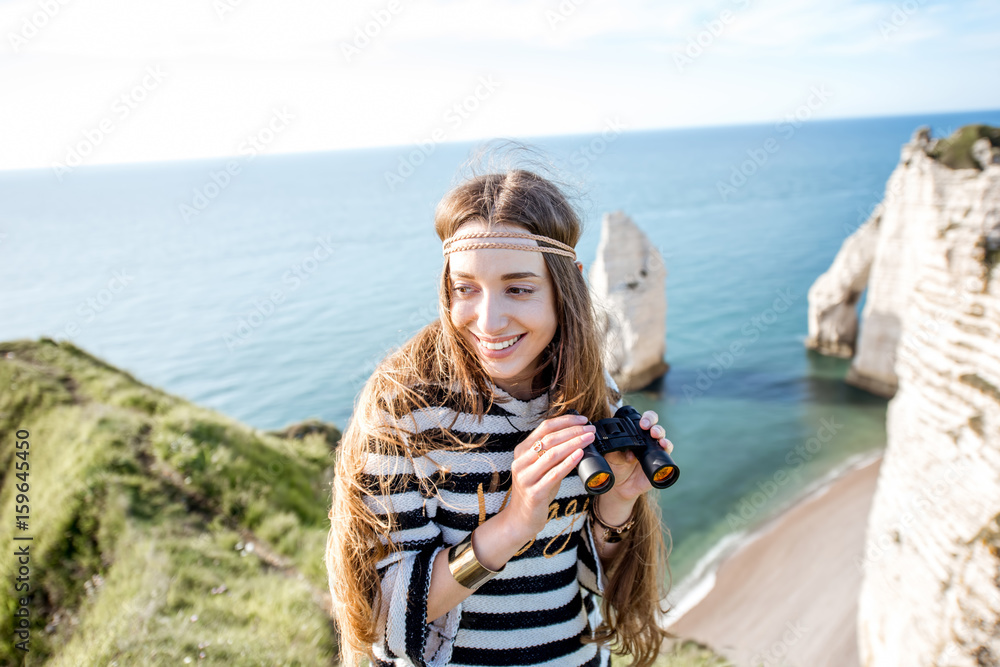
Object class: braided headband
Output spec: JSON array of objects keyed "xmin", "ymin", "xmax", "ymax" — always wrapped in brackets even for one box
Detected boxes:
[{"xmin": 442, "ymin": 231, "xmax": 576, "ymax": 260}]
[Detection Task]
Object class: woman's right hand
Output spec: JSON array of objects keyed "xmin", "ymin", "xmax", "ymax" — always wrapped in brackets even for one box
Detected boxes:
[
  {"xmin": 427, "ymin": 413, "xmax": 596, "ymax": 616},
  {"xmin": 498, "ymin": 414, "xmax": 597, "ymax": 547}
]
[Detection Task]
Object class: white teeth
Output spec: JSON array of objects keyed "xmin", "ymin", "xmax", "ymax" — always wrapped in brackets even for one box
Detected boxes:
[{"xmin": 480, "ymin": 335, "xmax": 522, "ymax": 351}]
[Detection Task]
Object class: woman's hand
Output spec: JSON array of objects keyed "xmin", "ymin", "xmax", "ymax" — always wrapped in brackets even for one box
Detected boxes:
[
  {"xmin": 427, "ymin": 416, "xmax": 595, "ymax": 618},
  {"xmin": 496, "ymin": 414, "xmax": 597, "ymax": 548},
  {"xmin": 603, "ymin": 410, "xmax": 674, "ymax": 505}
]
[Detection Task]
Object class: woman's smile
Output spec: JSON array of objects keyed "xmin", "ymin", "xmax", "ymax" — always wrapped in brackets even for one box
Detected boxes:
[{"xmin": 474, "ymin": 332, "xmax": 525, "ymax": 355}]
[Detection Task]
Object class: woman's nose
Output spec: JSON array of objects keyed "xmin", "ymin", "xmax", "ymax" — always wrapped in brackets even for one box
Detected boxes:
[{"xmin": 476, "ymin": 292, "xmax": 508, "ymax": 334}]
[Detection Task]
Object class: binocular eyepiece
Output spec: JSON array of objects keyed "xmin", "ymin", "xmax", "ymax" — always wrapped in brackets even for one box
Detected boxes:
[{"xmin": 568, "ymin": 406, "xmax": 680, "ymax": 495}]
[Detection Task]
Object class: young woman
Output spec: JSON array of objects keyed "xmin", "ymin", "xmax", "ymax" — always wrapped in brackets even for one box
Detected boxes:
[{"xmin": 327, "ymin": 167, "xmax": 674, "ymax": 667}]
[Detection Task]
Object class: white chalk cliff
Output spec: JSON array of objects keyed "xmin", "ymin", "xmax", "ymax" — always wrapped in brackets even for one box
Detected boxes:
[
  {"xmin": 807, "ymin": 126, "xmax": 1000, "ymax": 399},
  {"xmin": 840, "ymin": 126, "xmax": 1000, "ymax": 665},
  {"xmin": 589, "ymin": 210, "xmax": 669, "ymax": 392},
  {"xmin": 805, "ymin": 214, "xmax": 878, "ymax": 359}
]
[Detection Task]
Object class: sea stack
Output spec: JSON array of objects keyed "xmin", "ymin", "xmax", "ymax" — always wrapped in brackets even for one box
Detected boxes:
[
  {"xmin": 850, "ymin": 126, "xmax": 1000, "ymax": 666},
  {"xmin": 588, "ymin": 210, "xmax": 669, "ymax": 392}
]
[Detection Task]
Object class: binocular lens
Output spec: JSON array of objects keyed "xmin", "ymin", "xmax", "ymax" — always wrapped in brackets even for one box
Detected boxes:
[
  {"xmin": 587, "ymin": 472, "xmax": 611, "ymax": 490},
  {"xmin": 652, "ymin": 466, "xmax": 675, "ymax": 485}
]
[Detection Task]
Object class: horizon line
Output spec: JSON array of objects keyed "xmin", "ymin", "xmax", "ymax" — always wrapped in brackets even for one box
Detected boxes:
[{"xmin": 3, "ymin": 105, "xmax": 999, "ymax": 176}]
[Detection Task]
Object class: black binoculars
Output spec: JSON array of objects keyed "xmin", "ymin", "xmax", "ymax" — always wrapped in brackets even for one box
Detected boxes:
[{"xmin": 568, "ymin": 406, "xmax": 680, "ymax": 495}]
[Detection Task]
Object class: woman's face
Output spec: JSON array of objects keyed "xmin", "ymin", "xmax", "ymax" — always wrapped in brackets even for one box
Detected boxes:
[{"xmin": 447, "ymin": 222, "xmax": 558, "ymax": 399}]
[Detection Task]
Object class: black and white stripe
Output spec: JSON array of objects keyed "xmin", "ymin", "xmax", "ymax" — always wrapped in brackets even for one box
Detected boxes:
[{"xmin": 363, "ymin": 374, "xmax": 622, "ymax": 667}]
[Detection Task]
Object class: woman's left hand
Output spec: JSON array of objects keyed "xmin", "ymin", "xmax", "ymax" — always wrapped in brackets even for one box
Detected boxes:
[{"xmin": 602, "ymin": 410, "xmax": 674, "ymax": 504}]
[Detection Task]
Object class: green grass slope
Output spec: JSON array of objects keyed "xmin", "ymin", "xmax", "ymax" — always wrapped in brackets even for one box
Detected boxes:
[
  {"xmin": 0, "ymin": 338, "xmax": 731, "ymax": 667},
  {"xmin": 616, "ymin": 641, "xmax": 734, "ymax": 667},
  {"xmin": 926, "ymin": 124, "xmax": 1000, "ymax": 169},
  {"xmin": 0, "ymin": 339, "xmax": 339, "ymax": 666}
]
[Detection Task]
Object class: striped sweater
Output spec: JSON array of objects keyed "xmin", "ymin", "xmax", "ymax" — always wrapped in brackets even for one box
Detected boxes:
[{"xmin": 361, "ymin": 373, "xmax": 623, "ymax": 667}]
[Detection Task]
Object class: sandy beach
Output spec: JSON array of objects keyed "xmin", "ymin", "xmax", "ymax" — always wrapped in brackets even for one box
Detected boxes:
[{"xmin": 667, "ymin": 456, "xmax": 883, "ymax": 667}]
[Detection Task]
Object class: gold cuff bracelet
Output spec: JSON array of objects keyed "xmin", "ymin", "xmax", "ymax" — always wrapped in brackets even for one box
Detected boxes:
[{"xmin": 448, "ymin": 532, "xmax": 502, "ymax": 591}]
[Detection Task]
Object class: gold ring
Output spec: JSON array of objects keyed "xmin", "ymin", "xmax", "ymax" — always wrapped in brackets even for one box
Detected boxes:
[{"xmin": 532, "ymin": 441, "xmax": 545, "ymax": 458}]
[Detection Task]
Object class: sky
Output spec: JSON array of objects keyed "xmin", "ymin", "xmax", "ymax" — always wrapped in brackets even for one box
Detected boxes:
[{"xmin": 1, "ymin": 0, "xmax": 999, "ymax": 171}]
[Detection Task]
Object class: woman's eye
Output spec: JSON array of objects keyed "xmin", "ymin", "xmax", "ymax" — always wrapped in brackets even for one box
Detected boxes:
[
  {"xmin": 508, "ymin": 287, "xmax": 534, "ymax": 295},
  {"xmin": 452, "ymin": 285, "xmax": 473, "ymax": 295}
]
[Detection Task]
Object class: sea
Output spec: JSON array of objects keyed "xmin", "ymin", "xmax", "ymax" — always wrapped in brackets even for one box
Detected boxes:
[{"xmin": 4, "ymin": 109, "xmax": 999, "ymax": 613}]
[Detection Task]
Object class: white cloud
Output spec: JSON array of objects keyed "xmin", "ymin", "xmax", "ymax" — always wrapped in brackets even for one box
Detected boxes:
[{"xmin": 0, "ymin": 0, "xmax": 996, "ymax": 171}]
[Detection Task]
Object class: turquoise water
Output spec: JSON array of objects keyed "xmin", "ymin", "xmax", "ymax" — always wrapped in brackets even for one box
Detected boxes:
[{"xmin": 3, "ymin": 110, "xmax": 999, "ymax": 591}]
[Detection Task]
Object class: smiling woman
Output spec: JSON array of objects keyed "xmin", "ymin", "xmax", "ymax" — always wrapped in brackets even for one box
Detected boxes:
[
  {"xmin": 447, "ymin": 224, "xmax": 560, "ymax": 400},
  {"xmin": 326, "ymin": 155, "xmax": 675, "ymax": 667}
]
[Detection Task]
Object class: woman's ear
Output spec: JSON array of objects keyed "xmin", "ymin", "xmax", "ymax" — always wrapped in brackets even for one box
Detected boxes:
[{"xmin": 575, "ymin": 261, "xmax": 583, "ymax": 274}]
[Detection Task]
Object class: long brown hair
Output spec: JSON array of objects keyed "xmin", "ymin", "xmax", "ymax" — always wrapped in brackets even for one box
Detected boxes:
[{"xmin": 326, "ymin": 159, "xmax": 671, "ymax": 666}]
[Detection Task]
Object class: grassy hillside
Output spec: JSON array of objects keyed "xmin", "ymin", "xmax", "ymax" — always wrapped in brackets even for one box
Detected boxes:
[
  {"xmin": 0, "ymin": 339, "xmax": 339, "ymax": 665},
  {"xmin": 926, "ymin": 123, "xmax": 1000, "ymax": 169},
  {"xmin": 0, "ymin": 338, "xmax": 731, "ymax": 667},
  {"xmin": 621, "ymin": 641, "xmax": 734, "ymax": 666}
]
